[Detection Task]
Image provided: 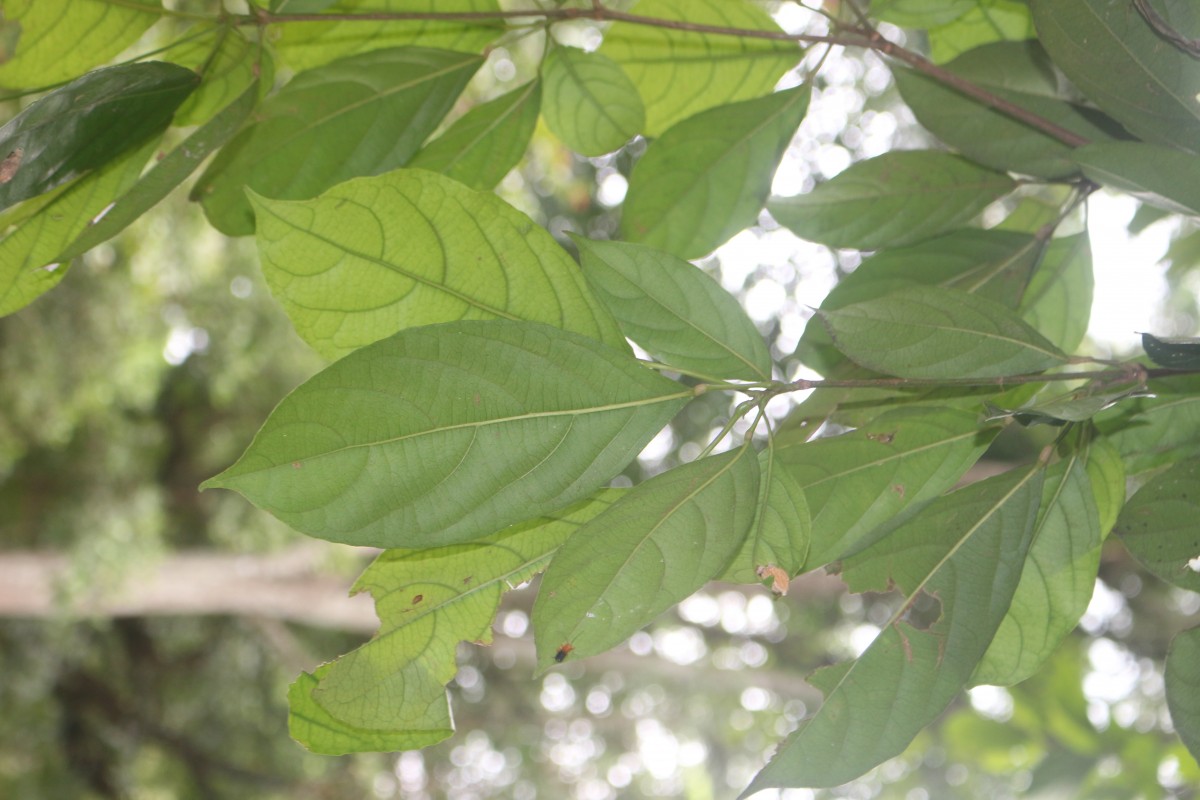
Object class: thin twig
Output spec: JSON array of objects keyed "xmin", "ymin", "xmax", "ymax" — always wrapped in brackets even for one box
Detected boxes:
[{"xmin": 1133, "ymin": 0, "xmax": 1200, "ymax": 59}]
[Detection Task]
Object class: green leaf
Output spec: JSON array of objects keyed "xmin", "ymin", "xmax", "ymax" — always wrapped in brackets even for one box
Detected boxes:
[
  {"xmin": 0, "ymin": 0, "xmax": 161, "ymax": 87},
  {"xmin": 742, "ymin": 466, "xmax": 1044, "ymax": 792},
  {"xmin": 927, "ymin": 0, "xmax": 1034, "ymax": 64},
  {"xmin": 819, "ymin": 285, "xmax": 1067, "ymax": 379},
  {"xmin": 272, "ymin": 0, "xmax": 341, "ymax": 11},
  {"xmin": 1166, "ymin": 626, "xmax": 1200, "ymax": 766},
  {"xmin": 271, "ymin": 0, "xmax": 501, "ymax": 72},
  {"xmin": 1113, "ymin": 458, "xmax": 1200, "ymax": 593},
  {"xmin": 407, "ymin": 80, "xmax": 540, "ymax": 190},
  {"xmin": 0, "ymin": 61, "xmax": 198, "ymax": 212},
  {"xmin": 620, "ymin": 85, "xmax": 810, "ymax": 260},
  {"xmin": 573, "ymin": 236, "xmax": 771, "ymax": 381},
  {"xmin": 598, "ymin": 0, "xmax": 798, "ymax": 136},
  {"xmin": 1099, "ymin": 375, "xmax": 1200, "ymax": 474},
  {"xmin": 984, "ymin": 383, "xmax": 1149, "ymax": 427},
  {"xmin": 55, "ymin": 81, "xmax": 260, "ymax": 265},
  {"xmin": 719, "ymin": 445, "xmax": 811, "ymax": 584},
  {"xmin": 202, "ymin": 320, "xmax": 691, "ymax": 548},
  {"xmin": 193, "ymin": 46, "xmax": 481, "ymax": 236},
  {"xmin": 540, "ymin": 47, "xmax": 643, "ymax": 157},
  {"xmin": 769, "ymin": 151, "xmax": 1016, "ymax": 251},
  {"xmin": 1031, "ymin": 0, "xmax": 1200, "ymax": 152},
  {"xmin": 288, "ymin": 666, "xmax": 451, "ymax": 756},
  {"xmin": 894, "ymin": 41, "xmax": 1127, "ymax": 179},
  {"xmin": 973, "ymin": 443, "xmax": 1122, "ymax": 686},
  {"xmin": 1073, "ymin": 143, "xmax": 1200, "ymax": 217},
  {"xmin": 533, "ymin": 447, "xmax": 759, "ymax": 670},
  {"xmin": 295, "ymin": 491, "xmax": 618, "ymax": 753},
  {"xmin": 777, "ymin": 406, "xmax": 997, "ymax": 568},
  {"xmin": 1019, "ymin": 233, "xmax": 1093, "ymax": 354},
  {"xmin": 168, "ymin": 26, "xmax": 270, "ymax": 127},
  {"xmin": 0, "ymin": 137, "xmax": 157, "ymax": 316},
  {"xmin": 250, "ymin": 169, "xmax": 625, "ymax": 359},
  {"xmin": 869, "ymin": 0, "xmax": 975, "ymax": 28},
  {"xmin": 1142, "ymin": 332, "xmax": 1200, "ymax": 370}
]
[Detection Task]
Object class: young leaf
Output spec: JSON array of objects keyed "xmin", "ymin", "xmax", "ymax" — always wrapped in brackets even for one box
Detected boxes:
[
  {"xmin": 973, "ymin": 443, "xmax": 1122, "ymax": 686},
  {"xmin": 0, "ymin": 62, "xmax": 199, "ymax": 212},
  {"xmin": 775, "ymin": 406, "xmax": 997, "ymax": 568},
  {"xmin": 1113, "ymin": 458, "xmax": 1200, "ymax": 593},
  {"xmin": 1166, "ymin": 626, "xmax": 1200, "ymax": 766},
  {"xmin": 540, "ymin": 47, "xmax": 644, "ymax": 157},
  {"xmin": 719, "ymin": 445, "xmax": 811, "ymax": 584},
  {"xmin": 769, "ymin": 151, "xmax": 1016, "ymax": 250},
  {"xmin": 598, "ymin": 0, "xmax": 798, "ymax": 136},
  {"xmin": 1073, "ymin": 143, "xmax": 1200, "ymax": 217},
  {"xmin": 1031, "ymin": 0, "xmax": 1200, "ymax": 153},
  {"xmin": 742, "ymin": 466, "xmax": 1044, "ymax": 792},
  {"xmin": 533, "ymin": 447, "xmax": 759, "ymax": 671},
  {"xmin": 1142, "ymin": 332, "xmax": 1200, "ymax": 370},
  {"xmin": 573, "ymin": 237, "xmax": 772, "ymax": 381},
  {"xmin": 1019, "ymin": 233, "xmax": 1093, "ymax": 354},
  {"xmin": 818, "ymin": 285, "xmax": 1068, "ymax": 379},
  {"xmin": 272, "ymin": 0, "xmax": 502, "ymax": 72},
  {"xmin": 250, "ymin": 169, "xmax": 625, "ymax": 359},
  {"xmin": 0, "ymin": 0, "xmax": 160, "ymax": 87},
  {"xmin": 201, "ymin": 320, "xmax": 691, "ymax": 548},
  {"xmin": 620, "ymin": 85, "xmax": 810, "ymax": 260},
  {"xmin": 408, "ymin": 80, "xmax": 541, "ymax": 190},
  {"xmin": 294, "ymin": 490, "xmax": 619, "ymax": 754},
  {"xmin": 193, "ymin": 47, "xmax": 481, "ymax": 236}
]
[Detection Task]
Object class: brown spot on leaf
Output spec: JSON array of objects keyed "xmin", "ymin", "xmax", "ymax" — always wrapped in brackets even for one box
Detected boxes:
[
  {"xmin": 866, "ymin": 430, "xmax": 895, "ymax": 444},
  {"xmin": 291, "ymin": 461, "xmax": 302, "ymax": 469},
  {"xmin": 412, "ymin": 594, "xmax": 423, "ymax": 604},
  {"xmin": 755, "ymin": 564, "xmax": 790, "ymax": 597},
  {"xmin": 892, "ymin": 484, "xmax": 905, "ymax": 498},
  {"xmin": 0, "ymin": 148, "xmax": 22, "ymax": 183}
]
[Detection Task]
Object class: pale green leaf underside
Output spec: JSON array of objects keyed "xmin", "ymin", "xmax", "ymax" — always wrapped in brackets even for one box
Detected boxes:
[
  {"xmin": 1018, "ymin": 233, "xmax": 1093, "ymax": 355},
  {"xmin": 1166, "ymin": 626, "xmax": 1200, "ymax": 766},
  {"xmin": 541, "ymin": 47, "xmax": 644, "ymax": 157},
  {"xmin": 1073, "ymin": 143, "xmax": 1200, "ymax": 218},
  {"xmin": 769, "ymin": 151, "xmax": 1016, "ymax": 250},
  {"xmin": 620, "ymin": 85, "xmax": 810, "ymax": 260},
  {"xmin": 251, "ymin": 169, "xmax": 625, "ymax": 359},
  {"xmin": 820, "ymin": 285, "xmax": 1067, "ymax": 379},
  {"xmin": 1099, "ymin": 376, "xmax": 1200, "ymax": 475},
  {"xmin": 169, "ymin": 26, "xmax": 266, "ymax": 127},
  {"xmin": 720, "ymin": 445, "xmax": 810, "ymax": 583},
  {"xmin": 599, "ymin": 0, "xmax": 798, "ymax": 137},
  {"xmin": 533, "ymin": 448, "xmax": 759, "ymax": 670},
  {"xmin": 574, "ymin": 236, "xmax": 771, "ymax": 381},
  {"xmin": 927, "ymin": 1, "xmax": 1033, "ymax": 64},
  {"xmin": 1113, "ymin": 457, "xmax": 1200, "ymax": 592},
  {"xmin": 202, "ymin": 320, "xmax": 690, "ymax": 548},
  {"xmin": 744, "ymin": 467, "xmax": 1043, "ymax": 793}
]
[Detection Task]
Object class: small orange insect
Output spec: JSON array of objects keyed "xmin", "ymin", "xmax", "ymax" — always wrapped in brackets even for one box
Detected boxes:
[{"xmin": 554, "ymin": 643, "xmax": 575, "ymax": 663}]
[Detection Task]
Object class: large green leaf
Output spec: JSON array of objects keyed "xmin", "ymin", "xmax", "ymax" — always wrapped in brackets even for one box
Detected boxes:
[
  {"xmin": 407, "ymin": 80, "xmax": 541, "ymax": 190},
  {"xmin": 869, "ymin": 0, "xmax": 975, "ymax": 28},
  {"xmin": 0, "ymin": 0, "xmax": 160, "ymax": 87},
  {"xmin": 598, "ymin": 0, "xmax": 798, "ymax": 136},
  {"xmin": 0, "ymin": 61, "xmax": 198, "ymax": 212},
  {"xmin": 1073, "ymin": 143, "xmax": 1200, "ymax": 217},
  {"xmin": 1166, "ymin": 626, "xmax": 1200, "ymax": 766},
  {"xmin": 202, "ymin": 320, "xmax": 691, "ymax": 548},
  {"xmin": 574, "ymin": 237, "xmax": 771, "ymax": 381},
  {"xmin": 533, "ymin": 447, "xmax": 759, "ymax": 670},
  {"xmin": 927, "ymin": 0, "xmax": 1034, "ymax": 64},
  {"xmin": 719, "ymin": 445, "xmax": 811, "ymax": 584},
  {"xmin": 293, "ymin": 490, "xmax": 618, "ymax": 754},
  {"xmin": 271, "ymin": 0, "xmax": 501, "ymax": 71},
  {"xmin": 540, "ymin": 47, "xmax": 643, "ymax": 157},
  {"xmin": 1113, "ymin": 458, "xmax": 1200, "ymax": 593},
  {"xmin": 818, "ymin": 285, "xmax": 1067, "ymax": 379},
  {"xmin": 973, "ymin": 441, "xmax": 1123, "ymax": 686},
  {"xmin": 1031, "ymin": 0, "xmax": 1200, "ymax": 153},
  {"xmin": 1018, "ymin": 232, "xmax": 1093, "ymax": 354},
  {"xmin": 168, "ymin": 25, "xmax": 270, "ymax": 127},
  {"xmin": 1098, "ymin": 375, "xmax": 1200, "ymax": 475},
  {"xmin": 0, "ymin": 137, "xmax": 157, "ymax": 317},
  {"xmin": 769, "ymin": 151, "xmax": 1016, "ymax": 251},
  {"xmin": 777, "ymin": 406, "xmax": 997, "ymax": 568},
  {"xmin": 250, "ymin": 169, "xmax": 625, "ymax": 359},
  {"xmin": 743, "ymin": 466, "xmax": 1043, "ymax": 792},
  {"xmin": 894, "ymin": 41, "xmax": 1126, "ymax": 179},
  {"xmin": 620, "ymin": 85, "xmax": 810, "ymax": 260},
  {"xmin": 194, "ymin": 47, "xmax": 481, "ymax": 236}
]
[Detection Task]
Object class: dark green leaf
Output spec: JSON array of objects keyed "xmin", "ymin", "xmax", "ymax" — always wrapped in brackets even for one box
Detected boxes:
[
  {"xmin": 1113, "ymin": 458, "xmax": 1200, "ymax": 592},
  {"xmin": 769, "ymin": 151, "xmax": 1016, "ymax": 250},
  {"xmin": 1142, "ymin": 332, "xmax": 1200, "ymax": 370},
  {"xmin": 202, "ymin": 320, "xmax": 691, "ymax": 548},
  {"xmin": 819, "ymin": 285, "xmax": 1067, "ymax": 379},
  {"xmin": 0, "ymin": 61, "xmax": 198, "ymax": 212},
  {"xmin": 533, "ymin": 447, "xmax": 759, "ymax": 670},
  {"xmin": 193, "ymin": 47, "xmax": 481, "ymax": 236},
  {"xmin": 1166, "ymin": 626, "xmax": 1200, "ymax": 766},
  {"xmin": 250, "ymin": 169, "xmax": 626, "ymax": 359},
  {"xmin": 541, "ymin": 47, "xmax": 643, "ymax": 157},
  {"xmin": 1031, "ymin": 0, "xmax": 1200, "ymax": 152},
  {"xmin": 620, "ymin": 85, "xmax": 810, "ymax": 259},
  {"xmin": 408, "ymin": 80, "xmax": 541, "ymax": 190},
  {"xmin": 719, "ymin": 445, "xmax": 811, "ymax": 584},
  {"xmin": 1074, "ymin": 143, "xmax": 1200, "ymax": 217},
  {"xmin": 574, "ymin": 236, "xmax": 772, "ymax": 381},
  {"xmin": 743, "ymin": 466, "xmax": 1044, "ymax": 792}
]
